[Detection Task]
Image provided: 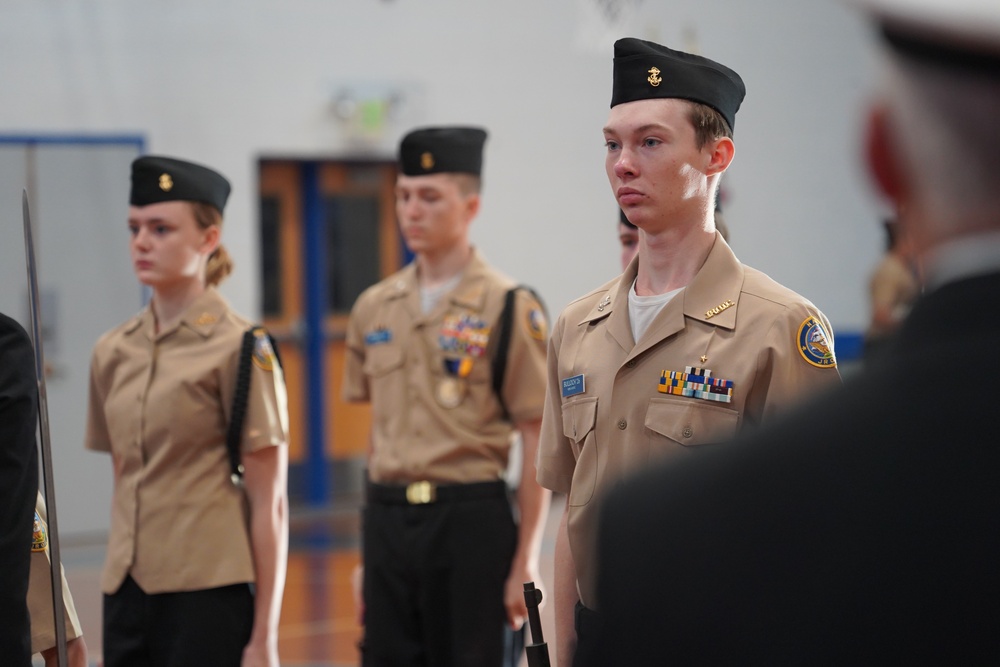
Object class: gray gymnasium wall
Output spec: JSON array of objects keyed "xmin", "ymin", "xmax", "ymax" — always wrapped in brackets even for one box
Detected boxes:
[{"xmin": 0, "ymin": 144, "xmax": 140, "ymax": 536}]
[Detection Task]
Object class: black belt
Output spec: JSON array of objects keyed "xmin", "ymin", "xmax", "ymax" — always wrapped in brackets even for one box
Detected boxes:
[{"xmin": 367, "ymin": 479, "xmax": 507, "ymax": 505}]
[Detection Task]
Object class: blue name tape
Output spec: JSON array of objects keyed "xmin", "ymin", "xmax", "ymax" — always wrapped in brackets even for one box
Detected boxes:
[
  {"xmin": 365, "ymin": 329, "xmax": 391, "ymax": 345},
  {"xmin": 561, "ymin": 374, "xmax": 585, "ymax": 398}
]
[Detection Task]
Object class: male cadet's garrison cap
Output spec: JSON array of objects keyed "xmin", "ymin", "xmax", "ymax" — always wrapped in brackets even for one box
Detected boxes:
[
  {"xmin": 620, "ymin": 208, "xmax": 637, "ymax": 229},
  {"xmin": 399, "ymin": 126, "xmax": 488, "ymax": 176},
  {"xmin": 611, "ymin": 38, "xmax": 746, "ymax": 132},
  {"xmin": 130, "ymin": 155, "xmax": 232, "ymax": 212},
  {"xmin": 854, "ymin": 0, "xmax": 1000, "ymax": 75}
]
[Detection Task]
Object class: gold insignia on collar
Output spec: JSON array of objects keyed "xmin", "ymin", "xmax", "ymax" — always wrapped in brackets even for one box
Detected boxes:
[
  {"xmin": 159, "ymin": 173, "xmax": 174, "ymax": 192},
  {"xmin": 647, "ymin": 66, "xmax": 662, "ymax": 87},
  {"xmin": 597, "ymin": 295, "xmax": 612, "ymax": 312},
  {"xmin": 704, "ymin": 299, "xmax": 735, "ymax": 320},
  {"xmin": 700, "ymin": 355, "xmax": 708, "ymax": 363},
  {"xmin": 421, "ymin": 152, "xmax": 435, "ymax": 170},
  {"xmin": 194, "ymin": 312, "xmax": 217, "ymax": 326}
]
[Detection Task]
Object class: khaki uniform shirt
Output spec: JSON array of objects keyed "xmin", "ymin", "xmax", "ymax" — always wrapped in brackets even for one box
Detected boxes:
[
  {"xmin": 537, "ymin": 235, "xmax": 841, "ymax": 608},
  {"xmin": 343, "ymin": 249, "xmax": 548, "ymax": 484},
  {"xmin": 28, "ymin": 492, "xmax": 83, "ymax": 653},
  {"xmin": 85, "ymin": 288, "xmax": 289, "ymax": 594}
]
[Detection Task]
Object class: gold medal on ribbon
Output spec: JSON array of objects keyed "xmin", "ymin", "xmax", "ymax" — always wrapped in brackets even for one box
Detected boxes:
[{"xmin": 437, "ymin": 377, "xmax": 464, "ymax": 409}]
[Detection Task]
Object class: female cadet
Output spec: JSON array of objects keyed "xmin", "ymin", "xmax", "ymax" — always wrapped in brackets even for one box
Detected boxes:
[{"xmin": 85, "ymin": 156, "xmax": 289, "ymax": 667}]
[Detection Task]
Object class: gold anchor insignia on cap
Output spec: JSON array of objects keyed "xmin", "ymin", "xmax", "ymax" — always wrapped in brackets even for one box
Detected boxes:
[
  {"xmin": 420, "ymin": 152, "xmax": 435, "ymax": 170},
  {"xmin": 647, "ymin": 66, "xmax": 662, "ymax": 87},
  {"xmin": 597, "ymin": 295, "xmax": 612, "ymax": 312},
  {"xmin": 159, "ymin": 173, "xmax": 174, "ymax": 192}
]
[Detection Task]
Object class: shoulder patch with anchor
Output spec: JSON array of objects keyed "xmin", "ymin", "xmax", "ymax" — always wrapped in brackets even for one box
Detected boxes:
[
  {"xmin": 797, "ymin": 316, "xmax": 837, "ymax": 368},
  {"xmin": 251, "ymin": 328, "xmax": 278, "ymax": 371}
]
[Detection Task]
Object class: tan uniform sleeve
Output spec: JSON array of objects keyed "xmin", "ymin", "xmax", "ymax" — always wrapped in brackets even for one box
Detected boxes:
[
  {"xmin": 499, "ymin": 289, "xmax": 549, "ymax": 423},
  {"xmin": 536, "ymin": 312, "xmax": 576, "ymax": 494},
  {"xmin": 226, "ymin": 329, "xmax": 290, "ymax": 454},
  {"xmin": 84, "ymin": 345, "xmax": 111, "ymax": 452},
  {"xmin": 747, "ymin": 305, "xmax": 841, "ymax": 425},
  {"xmin": 342, "ymin": 297, "xmax": 371, "ymax": 403},
  {"xmin": 28, "ymin": 492, "xmax": 83, "ymax": 654}
]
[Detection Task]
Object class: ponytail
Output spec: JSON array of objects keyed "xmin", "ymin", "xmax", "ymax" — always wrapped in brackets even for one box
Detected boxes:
[{"xmin": 190, "ymin": 201, "xmax": 233, "ymax": 286}]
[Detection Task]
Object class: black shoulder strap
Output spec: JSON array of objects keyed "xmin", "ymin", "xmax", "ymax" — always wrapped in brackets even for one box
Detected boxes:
[
  {"xmin": 492, "ymin": 285, "xmax": 546, "ymax": 416},
  {"xmin": 226, "ymin": 326, "xmax": 282, "ymax": 486}
]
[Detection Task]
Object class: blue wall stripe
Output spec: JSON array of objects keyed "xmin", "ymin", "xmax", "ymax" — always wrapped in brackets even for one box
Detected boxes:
[
  {"xmin": 0, "ymin": 134, "xmax": 145, "ymax": 147},
  {"xmin": 301, "ymin": 162, "xmax": 329, "ymax": 505}
]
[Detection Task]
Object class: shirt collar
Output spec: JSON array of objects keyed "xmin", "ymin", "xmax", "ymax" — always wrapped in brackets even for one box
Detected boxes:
[
  {"xmin": 922, "ymin": 230, "xmax": 1000, "ymax": 291},
  {"xmin": 388, "ymin": 247, "xmax": 492, "ymax": 312},
  {"xmin": 576, "ymin": 233, "xmax": 744, "ymax": 330},
  {"xmin": 125, "ymin": 287, "xmax": 227, "ymax": 340}
]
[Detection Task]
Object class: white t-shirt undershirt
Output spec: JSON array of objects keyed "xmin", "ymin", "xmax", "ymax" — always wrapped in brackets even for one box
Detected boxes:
[
  {"xmin": 421, "ymin": 273, "xmax": 463, "ymax": 314},
  {"xmin": 629, "ymin": 279, "xmax": 684, "ymax": 343}
]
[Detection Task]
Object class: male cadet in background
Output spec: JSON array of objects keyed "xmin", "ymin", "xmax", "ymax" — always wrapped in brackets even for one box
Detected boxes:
[
  {"xmin": 594, "ymin": 1, "xmax": 1000, "ymax": 663},
  {"xmin": 618, "ymin": 209, "xmax": 639, "ymax": 270},
  {"xmin": 535, "ymin": 38, "xmax": 841, "ymax": 666},
  {"xmin": 343, "ymin": 126, "xmax": 550, "ymax": 667},
  {"xmin": 621, "ymin": 204, "xmax": 729, "ymax": 272}
]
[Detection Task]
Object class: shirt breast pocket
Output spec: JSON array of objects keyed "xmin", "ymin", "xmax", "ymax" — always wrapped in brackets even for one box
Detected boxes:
[
  {"xmin": 362, "ymin": 345, "xmax": 405, "ymax": 405},
  {"xmin": 561, "ymin": 397, "xmax": 598, "ymax": 507},
  {"xmin": 645, "ymin": 398, "xmax": 740, "ymax": 448}
]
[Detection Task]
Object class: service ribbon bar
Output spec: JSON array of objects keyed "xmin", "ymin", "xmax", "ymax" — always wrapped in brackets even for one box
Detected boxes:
[{"xmin": 658, "ymin": 367, "xmax": 734, "ymax": 404}]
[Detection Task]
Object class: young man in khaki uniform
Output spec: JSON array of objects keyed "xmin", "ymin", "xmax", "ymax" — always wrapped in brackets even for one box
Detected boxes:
[
  {"xmin": 343, "ymin": 126, "xmax": 550, "ymax": 666},
  {"xmin": 536, "ymin": 38, "xmax": 841, "ymax": 666},
  {"xmin": 593, "ymin": 2, "xmax": 1000, "ymax": 662}
]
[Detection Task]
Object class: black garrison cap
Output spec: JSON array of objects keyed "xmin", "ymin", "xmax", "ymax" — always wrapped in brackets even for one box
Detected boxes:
[
  {"xmin": 611, "ymin": 38, "xmax": 747, "ymax": 132},
  {"xmin": 399, "ymin": 126, "xmax": 488, "ymax": 176},
  {"xmin": 130, "ymin": 155, "xmax": 231, "ymax": 212}
]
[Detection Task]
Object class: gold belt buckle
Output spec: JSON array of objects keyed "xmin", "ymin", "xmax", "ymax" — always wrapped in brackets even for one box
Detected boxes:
[{"xmin": 405, "ymin": 480, "xmax": 436, "ymax": 505}]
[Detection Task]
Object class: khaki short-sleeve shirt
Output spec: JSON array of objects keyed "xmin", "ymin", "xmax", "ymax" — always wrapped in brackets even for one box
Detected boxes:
[
  {"xmin": 28, "ymin": 492, "xmax": 83, "ymax": 653},
  {"xmin": 85, "ymin": 288, "xmax": 289, "ymax": 594},
  {"xmin": 537, "ymin": 236, "xmax": 841, "ymax": 608},
  {"xmin": 343, "ymin": 249, "xmax": 548, "ymax": 484}
]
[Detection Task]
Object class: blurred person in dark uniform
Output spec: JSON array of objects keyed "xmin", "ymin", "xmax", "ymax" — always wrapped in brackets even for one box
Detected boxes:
[
  {"xmin": 0, "ymin": 315, "xmax": 88, "ymax": 666},
  {"xmin": 0, "ymin": 312, "xmax": 40, "ymax": 666},
  {"xmin": 595, "ymin": 1, "xmax": 1000, "ymax": 662},
  {"xmin": 86, "ymin": 156, "xmax": 289, "ymax": 667},
  {"xmin": 536, "ymin": 38, "xmax": 840, "ymax": 667},
  {"xmin": 618, "ymin": 209, "xmax": 640, "ymax": 270},
  {"xmin": 344, "ymin": 126, "xmax": 550, "ymax": 667}
]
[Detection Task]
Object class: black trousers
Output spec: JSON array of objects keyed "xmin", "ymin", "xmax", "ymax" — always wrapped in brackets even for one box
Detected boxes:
[
  {"xmin": 362, "ymin": 482, "xmax": 518, "ymax": 667},
  {"xmin": 103, "ymin": 575, "xmax": 254, "ymax": 667}
]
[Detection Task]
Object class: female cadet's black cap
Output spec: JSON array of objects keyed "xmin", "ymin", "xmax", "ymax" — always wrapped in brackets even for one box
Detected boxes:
[
  {"xmin": 129, "ymin": 155, "xmax": 232, "ymax": 212},
  {"xmin": 611, "ymin": 38, "xmax": 747, "ymax": 133},
  {"xmin": 399, "ymin": 126, "xmax": 488, "ymax": 176}
]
